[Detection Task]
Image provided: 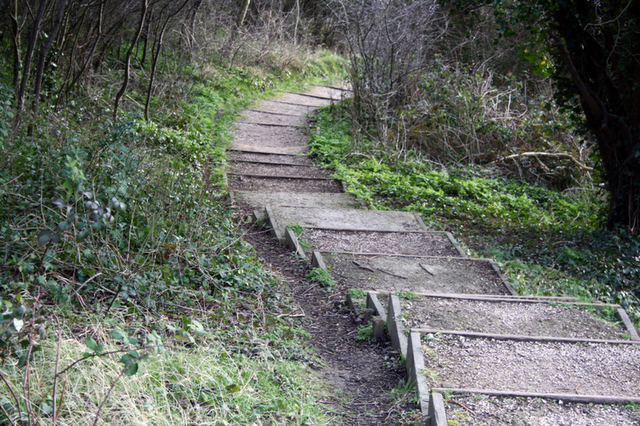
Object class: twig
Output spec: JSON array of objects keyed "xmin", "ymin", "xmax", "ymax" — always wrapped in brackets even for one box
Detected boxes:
[
  {"xmin": 300, "ymin": 283, "xmax": 319, "ymax": 296},
  {"xmin": 352, "ymin": 260, "xmax": 375, "ymax": 272},
  {"xmin": 277, "ymin": 313, "xmax": 306, "ymax": 318},
  {"xmin": 500, "ymin": 151, "xmax": 594, "ymax": 172},
  {"xmin": 376, "ymin": 268, "xmax": 407, "ymax": 279},
  {"xmin": 159, "ymin": 301, "xmax": 211, "ymax": 315},
  {"xmin": 419, "ymin": 263, "xmax": 434, "ymax": 276},
  {"xmin": 448, "ymin": 399, "xmax": 475, "ymax": 415},
  {"xmin": 0, "ymin": 371, "xmax": 19, "ymax": 426},
  {"xmin": 52, "ymin": 326, "xmax": 62, "ymax": 424}
]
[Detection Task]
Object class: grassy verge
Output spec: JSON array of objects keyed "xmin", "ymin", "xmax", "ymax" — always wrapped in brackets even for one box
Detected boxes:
[
  {"xmin": 0, "ymin": 47, "xmax": 346, "ymax": 424},
  {"xmin": 308, "ymin": 102, "xmax": 640, "ymax": 326}
]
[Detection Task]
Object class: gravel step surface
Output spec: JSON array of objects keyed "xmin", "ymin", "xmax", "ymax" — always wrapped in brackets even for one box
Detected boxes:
[
  {"xmin": 422, "ymin": 334, "xmax": 640, "ymax": 397},
  {"xmin": 228, "ymin": 161, "xmax": 332, "ymax": 178},
  {"xmin": 272, "ymin": 92, "xmax": 336, "ymax": 107},
  {"xmin": 403, "ymin": 297, "xmax": 629, "ymax": 340},
  {"xmin": 267, "ymin": 206, "xmax": 427, "ymax": 239},
  {"xmin": 300, "ymin": 229, "xmax": 460, "ymax": 257},
  {"xmin": 228, "ymin": 152, "xmax": 313, "ymax": 166},
  {"xmin": 237, "ymin": 110, "xmax": 309, "ymax": 127},
  {"xmin": 232, "ymin": 191, "xmax": 361, "ymax": 210},
  {"xmin": 227, "ymin": 175, "xmax": 343, "ymax": 193},
  {"xmin": 292, "ymin": 86, "xmax": 352, "ymax": 100},
  {"xmin": 444, "ymin": 394, "xmax": 640, "ymax": 426},
  {"xmin": 230, "ymin": 122, "xmax": 307, "ymax": 154},
  {"xmin": 249, "ymin": 99, "xmax": 316, "ymax": 116},
  {"xmin": 324, "ymin": 254, "xmax": 510, "ymax": 294}
]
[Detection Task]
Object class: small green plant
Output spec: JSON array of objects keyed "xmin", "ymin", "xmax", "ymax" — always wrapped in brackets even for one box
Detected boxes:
[
  {"xmin": 396, "ymin": 291, "xmax": 417, "ymax": 300},
  {"xmin": 355, "ymin": 324, "xmax": 374, "ymax": 342},
  {"xmin": 422, "ymin": 368, "xmax": 440, "ymax": 385},
  {"xmin": 624, "ymin": 401, "xmax": 640, "ymax": 411},
  {"xmin": 305, "ymin": 267, "xmax": 336, "ymax": 288},
  {"xmin": 346, "ymin": 288, "xmax": 368, "ymax": 298},
  {"xmin": 286, "ymin": 223, "xmax": 305, "ymax": 236}
]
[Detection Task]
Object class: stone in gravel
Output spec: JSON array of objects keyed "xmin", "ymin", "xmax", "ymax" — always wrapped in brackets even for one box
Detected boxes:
[
  {"xmin": 228, "ymin": 161, "xmax": 332, "ymax": 179},
  {"xmin": 324, "ymin": 254, "xmax": 510, "ymax": 294},
  {"xmin": 227, "ymin": 175, "xmax": 343, "ymax": 193},
  {"xmin": 422, "ymin": 333, "xmax": 640, "ymax": 397},
  {"xmin": 237, "ymin": 110, "xmax": 308, "ymax": 127},
  {"xmin": 250, "ymin": 100, "xmax": 316, "ymax": 116},
  {"xmin": 300, "ymin": 229, "xmax": 460, "ymax": 258},
  {"xmin": 403, "ymin": 297, "xmax": 629, "ymax": 340}
]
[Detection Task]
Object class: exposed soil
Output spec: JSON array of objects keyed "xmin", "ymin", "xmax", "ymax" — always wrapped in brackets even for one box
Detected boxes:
[
  {"xmin": 227, "ymin": 175, "xmax": 344, "ymax": 193},
  {"xmin": 444, "ymin": 394, "xmax": 640, "ymax": 426},
  {"xmin": 422, "ymin": 334, "xmax": 640, "ymax": 396},
  {"xmin": 323, "ymin": 254, "xmax": 510, "ymax": 294},
  {"xmin": 300, "ymin": 229, "xmax": 460, "ymax": 258},
  {"xmin": 402, "ymin": 297, "xmax": 630, "ymax": 340},
  {"xmin": 241, "ymin": 222, "xmax": 422, "ymax": 425},
  {"xmin": 229, "ymin": 161, "xmax": 333, "ymax": 178}
]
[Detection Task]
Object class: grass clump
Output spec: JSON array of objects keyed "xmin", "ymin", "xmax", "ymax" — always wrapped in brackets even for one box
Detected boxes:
[{"xmin": 305, "ymin": 268, "xmax": 337, "ymax": 289}]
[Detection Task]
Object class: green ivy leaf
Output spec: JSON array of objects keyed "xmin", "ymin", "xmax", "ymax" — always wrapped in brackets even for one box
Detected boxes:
[
  {"xmin": 85, "ymin": 336, "xmax": 98, "ymax": 351},
  {"xmin": 37, "ymin": 230, "xmax": 52, "ymax": 246},
  {"xmin": 111, "ymin": 329, "xmax": 126, "ymax": 341}
]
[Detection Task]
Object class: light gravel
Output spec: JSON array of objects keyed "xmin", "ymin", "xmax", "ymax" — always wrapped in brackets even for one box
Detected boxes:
[
  {"xmin": 300, "ymin": 229, "xmax": 460, "ymax": 257},
  {"xmin": 404, "ymin": 298, "xmax": 629, "ymax": 340},
  {"xmin": 422, "ymin": 334, "xmax": 640, "ymax": 397},
  {"xmin": 444, "ymin": 394, "xmax": 640, "ymax": 425}
]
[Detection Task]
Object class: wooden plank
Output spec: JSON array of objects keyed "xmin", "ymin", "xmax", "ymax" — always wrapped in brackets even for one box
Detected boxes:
[{"xmin": 413, "ymin": 327, "xmax": 640, "ymax": 344}]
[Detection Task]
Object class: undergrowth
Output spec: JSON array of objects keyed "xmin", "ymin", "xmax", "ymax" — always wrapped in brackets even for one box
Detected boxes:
[
  {"xmin": 0, "ymin": 42, "xmax": 345, "ymax": 424},
  {"xmin": 309, "ymin": 102, "xmax": 640, "ymax": 325}
]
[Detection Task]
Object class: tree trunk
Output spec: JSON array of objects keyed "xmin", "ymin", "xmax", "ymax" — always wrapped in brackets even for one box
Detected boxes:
[
  {"xmin": 113, "ymin": 0, "xmax": 148, "ymax": 121},
  {"xmin": 33, "ymin": 0, "xmax": 68, "ymax": 116},
  {"xmin": 236, "ymin": 0, "xmax": 251, "ymax": 29},
  {"xmin": 15, "ymin": 0, "xmax": 47, "ymax": 125},
  {"xmin": 145, "ymin": 0, "xmax": 191, "ymax": 122},
  {"xmin": 550, "ymin": 1, "xmax": 640, "ymax": 233}
]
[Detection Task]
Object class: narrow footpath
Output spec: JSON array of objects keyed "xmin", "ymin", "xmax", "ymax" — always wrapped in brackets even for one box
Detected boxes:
[{"xmin": 226, "ymin": 86, "xmax": 640, "ymax": 425}]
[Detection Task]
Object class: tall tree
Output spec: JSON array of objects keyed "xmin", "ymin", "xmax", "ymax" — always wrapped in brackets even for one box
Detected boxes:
[{"xmin": 448, "ymin": 0, "xmax": 640, "ymax": 233}]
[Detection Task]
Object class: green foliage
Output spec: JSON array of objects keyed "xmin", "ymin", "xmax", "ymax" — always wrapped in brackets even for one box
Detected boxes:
[
  {"xmin": 309, "ymin": 103, "xmax": 601, "ymax": 232},
  {"xmin": 355, "ymin": 324, "xmax": 374, "ymax": 342},
  {"xmin": 396, "ymin": 291, "xmax": 417, "ymax": 300},
  {"xmin": 286, "ymin": 223, "xmax": 306, "ymax": 236},
  {"xmin": 346, "ymin": 288, "xmax": 367, "ymax": 298},
  {"xmin": 0, "ymin": 84, "xmax": 12, "ymax": 151},
  {"xmin": 305, "ymin": 268, "xmax": 336, "ymax": 288},
  {"xmin": 0, "ymin": 25, "xmax": 349, "ymax": 424}
]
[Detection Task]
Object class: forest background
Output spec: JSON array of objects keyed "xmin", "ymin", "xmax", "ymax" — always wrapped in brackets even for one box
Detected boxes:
[{"xmin": 0, "ymin": 0, "xmax": 639, "ymax": 424}]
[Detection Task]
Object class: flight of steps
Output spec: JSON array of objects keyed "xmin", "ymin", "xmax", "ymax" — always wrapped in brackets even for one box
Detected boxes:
[{"xmin": 227, "ymin": 86, "xmax": 640, "ymax": 425}]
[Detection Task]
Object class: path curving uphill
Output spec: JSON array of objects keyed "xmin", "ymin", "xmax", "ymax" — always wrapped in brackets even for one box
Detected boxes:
[{"xmin": 227, "ymin": 87, "xmax": 640, "ymax": 425}]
